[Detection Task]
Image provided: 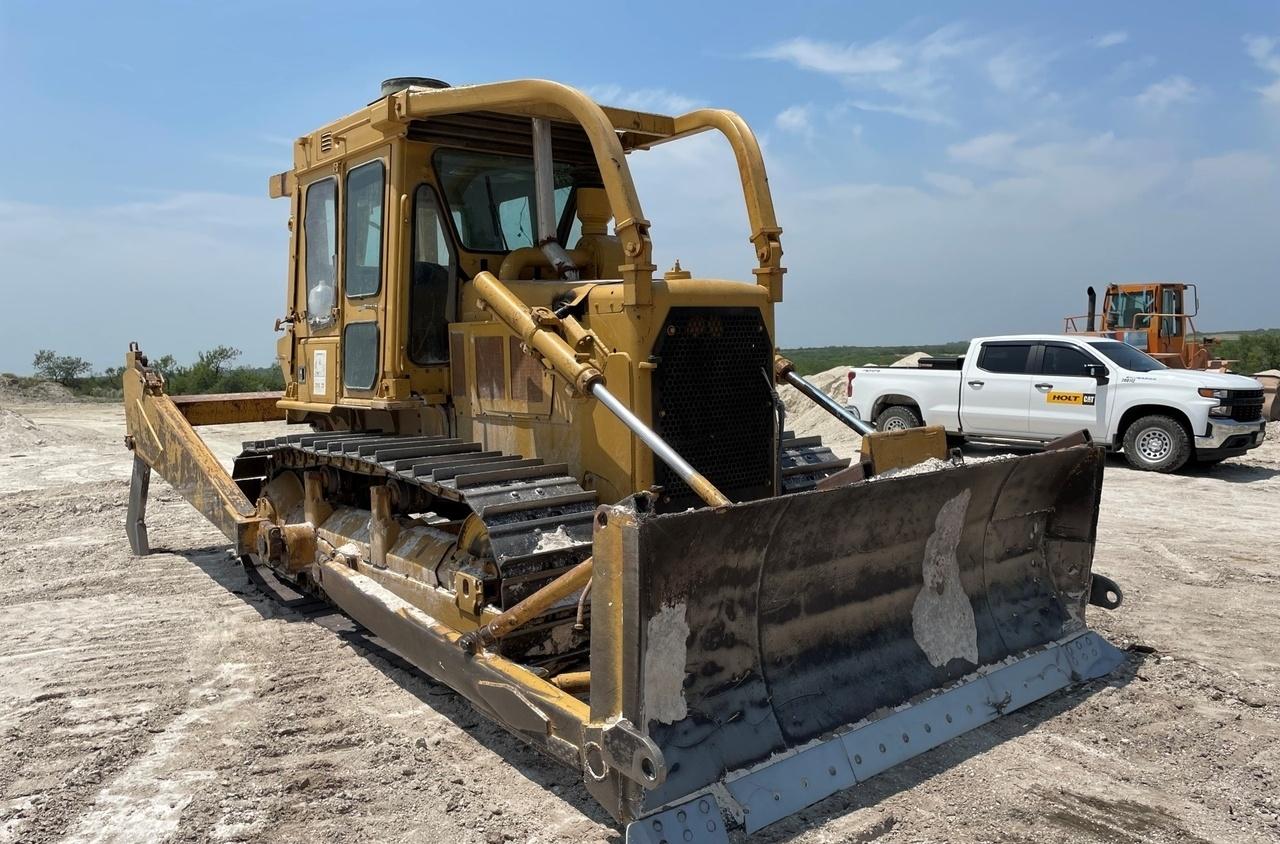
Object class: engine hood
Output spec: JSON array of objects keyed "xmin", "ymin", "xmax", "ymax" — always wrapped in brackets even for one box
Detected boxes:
[{"xmin": 1135, "ymin": 368, "xmax": 1263, "ymax": 390}]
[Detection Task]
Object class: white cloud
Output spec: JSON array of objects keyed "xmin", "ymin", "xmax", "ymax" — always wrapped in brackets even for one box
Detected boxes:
[
  {"xmin": 1134, "ymin": 75, "xmax": 1199, "ymax": 111},
  {"xmin": 1093, "ymin": 31, "xmax": 1129, "ymax": 49},
  {"xmin": 947, "ymin": 132, "xmax": 1020, "ymax": 168},
  {"xmin": 1185, "ymin": 151, "xmax": 1278, "ymax": 195},
  {"xmin": 922, "ymin": 171, "xmax": 975, "ymax": 196},
  {"xmin": 754, "ymin": 36, "xmax": 904, "ymax": 76},
  {"xmin": 0, "ymin": 193, "xmax": 284, "ymax": 372},
  {"xmin": 1244, "ymin": 35, "xmax": 1280, "ymax": 105},
  {"xmin": 775, "ymin": 104, "xmax": 815, "ymax": 138},
  {"xmin": 584, "ymin": 85, "xmax": 700, "ymax": 114},
  {"xmin": 754, "ymin": 26, "xmax": 985, "ymax": 125},
  {"xmin": 986, "ymin": 46, "xmax": 1055, "ymax": 96},
  {"xmin": 847, "ymin": 99, "xmax": 953, "ymax": 126}
]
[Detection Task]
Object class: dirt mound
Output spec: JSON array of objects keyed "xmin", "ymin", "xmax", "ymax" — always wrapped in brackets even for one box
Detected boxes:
[
  {"xmin": 0, "ymin": 374, "xmax": 76, "ymax": 404},
  {"xmin": 891, "ymin": 351, "xmax": 929, "ymax": 367},
  {"xmin": 0, "ymin": 407, "xmax": 52, "ymax": 451},
  {"xmin": 778, "ymin": 364, "xmax": 861, "ymax": 458}
]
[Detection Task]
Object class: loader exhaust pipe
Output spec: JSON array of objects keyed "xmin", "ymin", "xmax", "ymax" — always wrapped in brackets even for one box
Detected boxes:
[
  {"xmin": 776, "ymin": 356, "xmax": 875, "ymax": 436},
  {"xmin": 1086, "ymin": 286, "xmax": 1097, "ymax": 333}
]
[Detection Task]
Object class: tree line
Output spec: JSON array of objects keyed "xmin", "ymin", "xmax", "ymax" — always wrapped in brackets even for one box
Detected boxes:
[{"xmin": 26, "ymin": 347, "xmax": 284, "ymax": 397}]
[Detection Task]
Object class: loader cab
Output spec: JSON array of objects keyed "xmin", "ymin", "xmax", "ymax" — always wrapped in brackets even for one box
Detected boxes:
[{"xmin": 1099, "ymin": 283, "xmax": 1199, "ymax": 366}]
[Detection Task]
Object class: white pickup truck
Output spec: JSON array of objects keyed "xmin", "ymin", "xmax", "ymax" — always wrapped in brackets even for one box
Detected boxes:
[{"xmin": 846, "ymin": 334, "xmax": 1267, "ymax": 472}]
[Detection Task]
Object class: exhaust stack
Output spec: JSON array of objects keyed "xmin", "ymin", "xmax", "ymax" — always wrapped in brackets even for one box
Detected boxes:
[{"xmin": 1086, "ymin": 286, "xmax": 1097, "ymax": 332}]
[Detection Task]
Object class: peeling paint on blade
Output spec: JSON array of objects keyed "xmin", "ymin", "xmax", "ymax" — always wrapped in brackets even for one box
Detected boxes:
[
  {"xmin": 912, "ymin": 488, "xmax": 979, "ymax": 667},
  {"xmin": 643, "ymin": 602, "xmax": 690, "ymax": 725}
]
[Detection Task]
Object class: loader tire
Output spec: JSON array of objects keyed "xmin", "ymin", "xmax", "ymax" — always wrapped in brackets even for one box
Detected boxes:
[
  {"xmin": 1122, "ymin": 414, "xmax": 1190, "ymax": 472},
  {"xmin": 875, "ymin": 405, "xmax": 923, "ymax": 432}
]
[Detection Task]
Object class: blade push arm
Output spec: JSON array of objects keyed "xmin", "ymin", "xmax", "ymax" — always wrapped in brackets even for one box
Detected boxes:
[{"xmin": 122, "ymin": 343, "xmax": 272, "ymax": 555}]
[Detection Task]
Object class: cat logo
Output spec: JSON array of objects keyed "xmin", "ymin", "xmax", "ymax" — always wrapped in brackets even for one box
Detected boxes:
[{"xmin": 1046, "ymin": 391, "xmax": 1096, "ymax": 406}]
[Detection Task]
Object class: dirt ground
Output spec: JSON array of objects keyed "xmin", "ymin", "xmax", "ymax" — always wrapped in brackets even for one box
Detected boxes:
[{"xmin": 1, "ymin": 397, "xmax": 1278, "ymax": 844}]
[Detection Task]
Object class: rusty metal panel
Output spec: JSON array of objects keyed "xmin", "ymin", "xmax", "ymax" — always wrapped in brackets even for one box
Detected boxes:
[
  {"xmin": 509, "ymin": 336, "xmax": 545, "ymax": 404},
  {"xmin": 475, "ymin": 335, "xmax": 506, "ymax": 402},
  {"xmin": 449, "ymin": 331, "xmax": 467, "ymax": 398},
  {"xmin": 170, "ymin": 391, "xmax": 285, "ymax": 426}
]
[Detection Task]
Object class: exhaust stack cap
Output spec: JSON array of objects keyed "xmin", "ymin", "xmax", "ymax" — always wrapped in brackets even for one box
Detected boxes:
[{"xmin": 381, "ymin": 77, "xmax": 450, "ymax": 98}]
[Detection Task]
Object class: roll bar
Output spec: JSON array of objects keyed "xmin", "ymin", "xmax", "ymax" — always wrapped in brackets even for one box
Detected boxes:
[{"xmin": 378, "ymin": 79, "xmax": 786, "ymax": 304}]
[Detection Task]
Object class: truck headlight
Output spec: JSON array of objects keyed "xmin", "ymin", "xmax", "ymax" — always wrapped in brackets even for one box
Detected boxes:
[
  {"xmin": 1209, "ymin": 406, "xmax": 1232, "ymax": 417},
  {"xmin": 1198, "ymin": 388, "xmax": 1229, "ymax": 399}
]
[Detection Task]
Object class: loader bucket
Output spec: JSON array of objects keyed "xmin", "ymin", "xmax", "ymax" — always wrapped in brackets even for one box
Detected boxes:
[{"xmin": 602, "ymin": 445, "xmax": 1123, "ymax": 841}]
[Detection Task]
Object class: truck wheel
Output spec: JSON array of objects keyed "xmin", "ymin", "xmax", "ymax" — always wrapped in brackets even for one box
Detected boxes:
[
  {"xmin": 1122, "ymin": 415, "xmax": 1190, "ymax": 472},
  {"xmin": 875, "ymin": 405, "xmax": 923, "ymax": 432}
]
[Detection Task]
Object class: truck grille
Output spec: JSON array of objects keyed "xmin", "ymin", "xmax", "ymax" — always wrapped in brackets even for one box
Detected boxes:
[
  {"xmin": 1223, "ymin": 389, "xmax": 1264, "ymax": 422},
  {"xmin": 651, "ymin": 307, "xmax": 775, "ymax": 511}
]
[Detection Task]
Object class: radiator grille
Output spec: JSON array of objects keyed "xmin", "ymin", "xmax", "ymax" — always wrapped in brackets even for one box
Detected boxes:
[
  {"xmin": 651, "ymin": 307, "xmax": 775, "ymax": 511},
  {"xmin": 1223, "ymin": 389, "xmax": 1264, "ymax": 422}
]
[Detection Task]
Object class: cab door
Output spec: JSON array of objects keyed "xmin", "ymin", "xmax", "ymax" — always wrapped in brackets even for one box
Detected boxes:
[
  {"xmin": 296, "ymin": 175, "xmax": 340, "ymax": 404},
  {"xmin": 1027, "ymin": 342, "xmax": 1108, "ymax": 441},
  {"xmin": 959, "ymin": 341, "xmax": 1034, "ymax": 436},
  {"xmin": 339, "ymin": 151, "xmax": 390, "ymax": 400}
]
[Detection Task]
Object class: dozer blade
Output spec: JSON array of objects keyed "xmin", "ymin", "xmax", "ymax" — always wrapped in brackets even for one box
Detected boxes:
[{"xmin": 609, "ymin": 445, "xmax": 1122, "ymax": 841}]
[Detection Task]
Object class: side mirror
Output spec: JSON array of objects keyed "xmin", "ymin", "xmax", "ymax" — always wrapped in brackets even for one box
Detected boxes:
[{"xmin": 1084, "ymin": 363, "xmax": 1110, "ymax": 385}]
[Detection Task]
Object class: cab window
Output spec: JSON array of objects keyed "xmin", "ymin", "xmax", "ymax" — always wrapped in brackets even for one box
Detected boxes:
[
  {"xmin": 408, "ymin": 186, "xmax": 456, "ymax": 364},
  {"xmin": 303, "ymin": 178, "xmax": 337, "ymax": 328},
  {"xmin": 1105, "ymin": 290, "xmax": 1154, "ymax": 331},
  {"xmin": 434, "ymin": 149, "xmax": 576, "ymax": 252},
  {"xmin": 977, "ymin": 343, "xmax": 1032, "ymax": 374},
  {"xmin": 1040, "ymin": 345, "xmax": 1097, "ymax": 377},
  {"xmin": 1160, "ymin": 287, "xmax": 1182, "ymax": 337},
  {"xmin": 344, "ymin": 161, "xmax": 385, "ymax": 298}
]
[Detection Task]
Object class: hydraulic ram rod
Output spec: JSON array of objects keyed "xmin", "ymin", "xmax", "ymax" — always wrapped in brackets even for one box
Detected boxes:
[
  {"xmin": 458, "ymin": 557, "xmax": 593, "ymax": 653},
  {"xmin": 591, "ymin": 382, "xmax": 731, "ymax": 507},
  {"xmin": 776, "ymin": 357, "xmax": 875, "ymax": 436}
]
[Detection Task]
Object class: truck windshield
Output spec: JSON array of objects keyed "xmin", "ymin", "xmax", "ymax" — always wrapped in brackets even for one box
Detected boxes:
[{"xmin": 1090, "ymin": 341, "xmax": 1167, "ymax": 372}]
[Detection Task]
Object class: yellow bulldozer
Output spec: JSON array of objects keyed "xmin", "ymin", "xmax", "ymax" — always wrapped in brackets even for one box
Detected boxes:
[{"xmin": 122, "ymin": 77, "xmax": 1124, "ymax": 842}]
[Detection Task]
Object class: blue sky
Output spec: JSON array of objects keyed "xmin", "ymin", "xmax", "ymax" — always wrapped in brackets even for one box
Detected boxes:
[{"xmin": 1, "ymin": 1, "xmax": 1278, "ymax": 372}]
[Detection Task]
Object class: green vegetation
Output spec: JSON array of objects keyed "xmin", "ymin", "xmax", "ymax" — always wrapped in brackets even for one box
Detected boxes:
[
  {"xmin": 16, "ymin": 347, "xmax": 283, "ymax": 398},
  {"xmin": 1215, "ymin": 330, "xmax": 1280, "ymax": 373},
  {"xmin": 781, "ymin": 343, "xmax": 968, "ymax": 375}
]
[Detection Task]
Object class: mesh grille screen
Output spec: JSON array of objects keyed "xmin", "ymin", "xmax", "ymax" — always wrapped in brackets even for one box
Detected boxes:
[
  {"xmin": 651, "ymin": 307, "xmax": 775, "ymax": 511},
  {"xmin": 1224, "ymin": 389, "xmax": 1264, "ymax": 422}
]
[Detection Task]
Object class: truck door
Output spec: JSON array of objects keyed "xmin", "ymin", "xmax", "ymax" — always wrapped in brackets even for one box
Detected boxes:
[
  {"xmin": 1027, "ymin": 342, "xmax": 1108, "ymax": 441},
  {"xmin": 959, "ymin": 341, "xmax": 1033, "ymax": 436}
]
